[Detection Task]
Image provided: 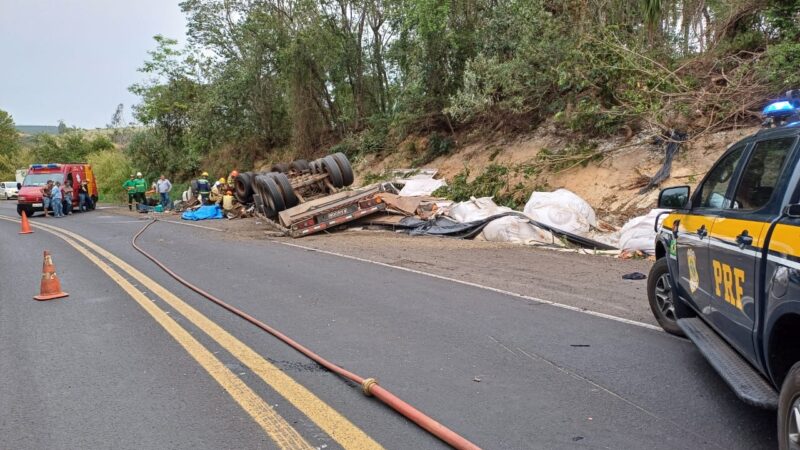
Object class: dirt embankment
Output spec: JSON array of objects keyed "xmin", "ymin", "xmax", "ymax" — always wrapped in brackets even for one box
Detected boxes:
[{"xmin": 354, "ymin": 125, "xmax": 759, "ymax": 225}]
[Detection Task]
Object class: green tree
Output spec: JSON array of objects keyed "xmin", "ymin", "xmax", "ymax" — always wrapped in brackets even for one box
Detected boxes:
[
  {"xmin": 32, "ymin": 132, "xmax": 114, "ymax": 163},
  {"xmin": 0, "ymin": 109, "xmax": 19, "ymax": 156},
  {"xmin": 0, "ymin": 109, "xmax": 21, "ymax": 179}
]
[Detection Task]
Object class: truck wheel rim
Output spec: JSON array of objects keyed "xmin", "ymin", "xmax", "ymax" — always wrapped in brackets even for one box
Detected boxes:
[
  {"xmin": 655, "ymin": 273, "xmax": 676, "ymax": 322},
  {"xmin": 790, "ymin": 396, "xmax": 800, "ymax": 447}
]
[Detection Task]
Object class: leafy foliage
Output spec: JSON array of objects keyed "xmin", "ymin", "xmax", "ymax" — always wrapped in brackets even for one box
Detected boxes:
[
  {"xmin": 124, "ymin": 0, "xmax": 800, "ymax": 179},
  {"xmin": 87, "ymin": 149, "xmax": 134, "ymax": 202},
  {"xmin": 30, "ymin": 132, "xmax": 114, "ymax": 163}
]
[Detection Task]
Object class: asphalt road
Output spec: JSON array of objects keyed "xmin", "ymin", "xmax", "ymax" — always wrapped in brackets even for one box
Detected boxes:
[{"xmin": 0, "ymin": 201, "xmax": 777, "ymax": 449}]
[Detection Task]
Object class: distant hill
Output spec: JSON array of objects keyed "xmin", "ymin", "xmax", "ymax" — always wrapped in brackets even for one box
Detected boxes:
[{"xmin": 16, "ymin": 125, "xmax": 59, "ymax": 135}]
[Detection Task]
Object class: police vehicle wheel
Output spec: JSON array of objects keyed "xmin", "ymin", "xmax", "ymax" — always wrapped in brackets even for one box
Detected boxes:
[
  {"xmin": 779, "ymin": 362, "xmax": 800, "ymax": 450},
  {"xmin": 647, "ymin": 258, "xmax": 685, "ymax": 337}
]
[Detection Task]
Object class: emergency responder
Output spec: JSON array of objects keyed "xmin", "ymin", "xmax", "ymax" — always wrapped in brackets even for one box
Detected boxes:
[
  {"xmin": 133, "ymin": 172, "xmax": 147, "ymax": 210},
  {"xmin": 196, "ymin": 171, "xmax": 211, "ymax": 205},
  {"xmin": 227, "ymin": 170, "xmax": 239, "ymax": 186},
  {"xmin": 123, "ymin": 174, "xmax": 136, "ymax": 211},
  {"xmin": 210, "ymin": 178, "xmax": 227, "ymax": 205},
  {"xmin": 222, "ymin": 190, "xmax": 235, "ymax": 213}
]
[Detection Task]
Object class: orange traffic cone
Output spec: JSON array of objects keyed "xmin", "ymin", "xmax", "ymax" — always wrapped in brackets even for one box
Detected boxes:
[
  {"xmin": 19, "ymin": 210, "xmax": 33, "ymax": 234},
  {"xmin": 33, "ymin": 251, "xmax": 68, "ymax": 301}
]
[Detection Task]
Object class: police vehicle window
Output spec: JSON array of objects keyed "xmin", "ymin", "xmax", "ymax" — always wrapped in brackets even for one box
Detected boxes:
[
  {"xmin": 697, "ymin": 145, "xmax": 745, "ymax": 209},
  {"xmin": 732, "ymin": 137, "xmax": 795, "ymax": 210}
]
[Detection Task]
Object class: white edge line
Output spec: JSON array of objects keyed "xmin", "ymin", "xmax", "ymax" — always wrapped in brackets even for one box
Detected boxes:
[
  {"xmin": 17, "ymin": 212, "xmax": 659, "ymax": 332},
  {"xmin": 3, "ymin": 211, "xmax": 664, "ymax": 332},
  {"xmin": 276, "ymin": 240, "xmax": 663, "ymax": 332}
]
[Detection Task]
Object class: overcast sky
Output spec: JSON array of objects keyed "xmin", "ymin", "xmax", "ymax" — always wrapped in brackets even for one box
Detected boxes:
[{"xmin": 0, "ymin": 0, "xmax": 187, "ymax": 128}]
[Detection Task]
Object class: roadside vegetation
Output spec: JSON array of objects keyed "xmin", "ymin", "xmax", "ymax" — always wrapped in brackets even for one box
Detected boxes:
[
  {"xmin": 116, "ymin": 0, "xmax": 800, "ymax": 183},
  {"xmin": 2, "ymin": 1, "xmax": 799, "ymax": 193}
]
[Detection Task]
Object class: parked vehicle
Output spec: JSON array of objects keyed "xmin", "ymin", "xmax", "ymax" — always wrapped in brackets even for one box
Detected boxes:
[
  {"xmin": 17, "ymin": 163, "xmax": 98, "ymax": 216},
  {"xmin": 0, "ymin": 181, "xmax": 18, "ymax": 200},
  {"xmin": 648, "ymin": 92, "xmax": 800, "ymax": 449}
]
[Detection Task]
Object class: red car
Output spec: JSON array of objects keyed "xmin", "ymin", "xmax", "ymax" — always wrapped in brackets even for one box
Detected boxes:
[{"xmin": 17, "ymin": 163, "xmax": 99, "ymax": 216}]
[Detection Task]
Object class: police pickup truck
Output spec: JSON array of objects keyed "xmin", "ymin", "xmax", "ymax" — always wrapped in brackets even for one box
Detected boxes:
[{"xmin": 648, "ymin": 92, "xmax": 800, "ymax": 449}]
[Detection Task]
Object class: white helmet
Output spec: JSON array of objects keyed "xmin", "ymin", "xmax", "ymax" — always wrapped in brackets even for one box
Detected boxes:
[{"xmin": 136, "ymin": 172, "xmax": 142, "ymax": 177}]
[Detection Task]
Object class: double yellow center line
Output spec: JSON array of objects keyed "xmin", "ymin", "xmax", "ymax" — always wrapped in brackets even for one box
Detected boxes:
[{"xmin": 3, "ymin": 216, "xmax": 381, "ymax": 450}]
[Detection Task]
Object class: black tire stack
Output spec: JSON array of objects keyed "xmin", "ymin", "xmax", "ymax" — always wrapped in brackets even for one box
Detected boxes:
[
  {"xmin": 234, "ymin": 172, "xmax": 255, "ymax": 203},
  {"xmin": 310, "ymin": 153, "xmax": 354, "ymax": 188},
  {"xmin": 253, "ymin": 172, "xmax": 299, "ymax": 219},
  {"xmin": 237, "ymin": 153, "xmax": 355, "ymax": 218}
]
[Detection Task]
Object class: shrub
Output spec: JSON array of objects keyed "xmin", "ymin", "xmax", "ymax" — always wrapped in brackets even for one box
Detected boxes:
[
  {"xmin": 87, "ymin": 149, "xmax": 133, "ymax": 203},
  {"xmin": 434, "ymin": 164, "xmax": 521, "ymax": 208},
  {"xmin": 759, "ymin": 42, "xmax": 800, "ymax": 90},
  {"xmin": 412, "ymin": 133, "xmax": 454, "ymax": 166}
]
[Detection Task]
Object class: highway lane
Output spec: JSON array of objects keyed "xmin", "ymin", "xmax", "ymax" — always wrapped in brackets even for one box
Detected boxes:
[
  {"xmin": 0, "ymin": 214, "xmax": 277, "ymax": 449},
  {"xmin": 0, "ymin": 202, "xmax": 777, "ymax": 449}
]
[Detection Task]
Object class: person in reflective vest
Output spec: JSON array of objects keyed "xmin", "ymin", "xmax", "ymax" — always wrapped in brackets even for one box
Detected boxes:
[{"xmin": 197, "ymin": 171, "xmax": 211, "ymax": 204}]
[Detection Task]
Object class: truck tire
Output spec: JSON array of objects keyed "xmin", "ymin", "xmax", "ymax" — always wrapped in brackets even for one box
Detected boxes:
[
  {"xmin": 89, "ymin": 196, "xmax": 97, "ymax": 210},
  {"xmin": 331, "ymin": 152, "xmax": 354, "ymax": 186},
  {"xmin": 254, "ymin": 174, "xmax": 285, "ymax": 219},
  {"xmin": 647, "ymin": 258, "xmax": 685, "ymax": 337},
  {"xmin": 309, "ymin": 160, "xmax": 322, "ymax": 174},
  {"xmin": 290, "ymin": 159, "xmax": 310, "ymax": 173},
  {"xmin": 268, "ymin": 172, "xmax": 299, "ymax": 208},
  {"xmin": 779, "ymin": 362, "xmax": 800, "ymax": 450},
  {"xmin": 234, "ymin": 172, "xmax": 254, "ymax": 203},
  {"xmin": 271, "ymin": 163, "xmax": 290, "ymax": 173},
  {"xmin": 322, "ymin": 155, "xmax": 344, "ymax": 188}
]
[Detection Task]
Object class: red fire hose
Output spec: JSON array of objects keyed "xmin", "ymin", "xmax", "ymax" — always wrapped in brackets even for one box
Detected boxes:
[{"xmin": 132, "ymin": 219, "xmax": 480, "ymax": 450}]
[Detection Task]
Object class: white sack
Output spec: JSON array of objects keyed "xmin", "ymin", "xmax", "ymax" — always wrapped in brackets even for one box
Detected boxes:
[
  {"xmin": 523, "ymin": 189, "xmax": 597, "ymax": 235},
  {"xmin": 618, "ymin": 208, "xmax": 669, "ymax": 255},
  {"xmin": 480, "ymin": 216, "xmax": 563, "ymax": 246},
  {"xmin": 398, "ymin": 178, "xmax": 446, "ymax": 197},
  {"xmin": 447, "ymin": 197, "xmax": 513, "ymax": 223}
]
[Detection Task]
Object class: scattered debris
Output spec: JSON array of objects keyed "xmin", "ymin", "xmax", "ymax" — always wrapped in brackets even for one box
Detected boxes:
[
  {"xmin": 621, "ymin": 272, "xmax": 647, "ymax": 280},
  {"xmin": 398, "ymin": 178, "xmax": 446, "ymax": 197},
  {"xmin": 638, "ymin": 130, "xmax": 687, "ymax": 193},
  {"xmin": 181, "ymin": 204, "xmax": 223, "ymax": 221}
]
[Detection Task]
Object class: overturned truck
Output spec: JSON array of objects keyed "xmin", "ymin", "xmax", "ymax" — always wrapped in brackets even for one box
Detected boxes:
[{"xmin": 234, "ymin": 153, "xmax": 387, "ymax": 237}]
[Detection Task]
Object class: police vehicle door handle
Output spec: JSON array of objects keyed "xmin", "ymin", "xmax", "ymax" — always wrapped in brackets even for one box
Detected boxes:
[
  {"xmin": 736, "ymin": 230, "xmax": 753, "ymax": 248},
  {"xmin": 697, "ymin": 225, "xmax": 708, "ymax": 238}
]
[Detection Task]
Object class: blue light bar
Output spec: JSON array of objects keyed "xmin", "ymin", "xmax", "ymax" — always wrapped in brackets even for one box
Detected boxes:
[
  {"xmin": 763, "ymin": 101, "xmax": 796, "ymax": 117},
  {"xmin": 31, "ymin": 164, "xmax": 43, "ymax": 169}
]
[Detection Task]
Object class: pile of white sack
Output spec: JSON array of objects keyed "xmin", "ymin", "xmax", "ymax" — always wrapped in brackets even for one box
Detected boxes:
[{"xmin": 438, "ymin": 189, "xmax": 666, "ymax": 254}]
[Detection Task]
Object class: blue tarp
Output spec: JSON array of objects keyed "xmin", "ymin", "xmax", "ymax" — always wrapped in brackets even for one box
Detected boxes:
[{"xmin": 181, "ymin": 204, "xmax": 223, "ymax": 221}]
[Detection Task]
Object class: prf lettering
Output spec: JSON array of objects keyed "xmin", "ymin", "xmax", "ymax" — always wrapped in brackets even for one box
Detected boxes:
[{"xmin": 712, "ymin": 260, "xmax": 745, "ymax": 310}]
